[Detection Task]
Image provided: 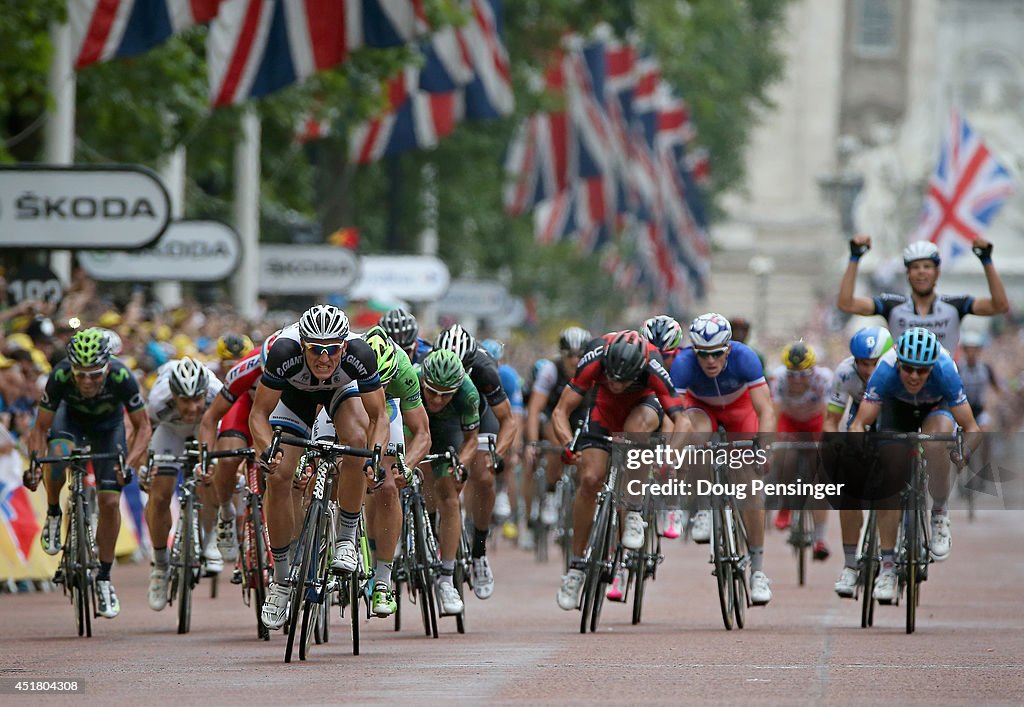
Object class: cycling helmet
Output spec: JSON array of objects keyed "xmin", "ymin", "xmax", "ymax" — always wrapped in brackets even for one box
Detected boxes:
[
  {"xmin": 480, "ymin": 339, "xmax": 504, "ymax": 361},
  {"xmin": 380, "ymin": 308, "xmax": 419, "ymax": 348},
  {"xmin": 689, "ymin": 313, "xmax": 732, "ymax": 350},
  {"xmin": 849, "ymin": 326, "xmax": 893, "ymax": 360},
  {"xmin": 101, "ymin": 328, "xmax": 123, "ymax": 357},
  {"xmin": 781, "ymin": 340, "xmax": 816, "ymax": 371},
  {"xmin": 903, "ymin": 241, "xmax": 941, "ymax": 267},
  {"xmin": 67, "ymin": 328, "xmax": 111, "ymax": 368},
  {"xmin": 896, "ymin": 327, "xmax": 940, "ymax": 366},
  {"xmin": 169, "ymin": 356, "xmax": 210, "ymax": 398},
  {"xmin": 217, "ymin": 333, "xmax": 254, "ymax": 360},
  {"xmin": 602, "ymin": 330, "xmax": 649, "ymax": 382},
  {"xmin": 961, "ymin": 331, "xmax": 986, "ymax": 348},
  {"xmin": 559, "ymin": 326, "xmax": 592, "ymax": 355},
  {"xmin": 421, "ymin": 349, "xmax": 466, "ymax": 392},
  {"xmin": 434, "ymin": 324, "xmax": 477, "ymax": 368},
  {"xmin": 299, "ymin": 304, "xmax": 350, "ymax": 341},
  {"xmin": 364, "ymin": 325, "xmax": 400, "ymax": 385},
  {"xmin": 642, "ymin": 315, "xmax": 684, "ymax": 354}
]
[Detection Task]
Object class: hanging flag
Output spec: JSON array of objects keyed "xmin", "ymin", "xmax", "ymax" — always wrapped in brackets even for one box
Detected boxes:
[
  {"xmin": 71, "ymin": 0, "xmax": 221, "ymax": 70},
  {"xmin": 0, "ymin": 450, "xmax": 40, "ymax": 564},
  {"xmin": 208, "ymin": 0, "xmax": 423, "ymax": 106},
  {"xmin": 914, "ymin": 109, "xmax": 1017, "ymax": 262}
]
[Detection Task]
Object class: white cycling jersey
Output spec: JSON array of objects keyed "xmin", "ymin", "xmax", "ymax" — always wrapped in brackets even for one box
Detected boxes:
[{"xmin": 770, "ymin": 365, "xmax": 833, "ymax": 422}]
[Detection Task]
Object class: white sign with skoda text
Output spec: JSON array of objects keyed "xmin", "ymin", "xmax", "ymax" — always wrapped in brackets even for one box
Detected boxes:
[
  {"xmin": 259, "ymin": 245, "xmax": 361, "ymax": 294},
  {"xmin": 0, "ymin": 165, "xmax": 170, "ymax": 248},
  {"xmin": 347, "ymin": 255, "xmax": 450, "ymax": 301},
  {"xmin": 78, "ymin": 221, "xmax": 241, "ymax": 281}
]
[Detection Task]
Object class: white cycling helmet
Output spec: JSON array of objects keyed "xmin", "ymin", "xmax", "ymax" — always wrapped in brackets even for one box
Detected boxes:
[
  {"xmin": 689, "ymin": 313, "xmax": 732, "ymax": 350},
  {"xmin": 434, "ymin": 324, "xmax": 477, "ymax": 368},
  {"xmin": 299, "ymin": 304, "xmax": 350, "ymax": 341},
  {"xmin": 903, "ymin": 241, "xmax": 941, "ymax": 267},
  {"xmin": 101, "ymin": 328, "xmax": 123, "ymax": 356},
  {"xmin": 169, "ymin": 356, "xmax": 210, "ymax": 398}
]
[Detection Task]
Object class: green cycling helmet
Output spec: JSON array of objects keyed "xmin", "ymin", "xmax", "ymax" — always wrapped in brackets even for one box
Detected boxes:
[
  {"xmin": 67, "ymin": 327, "xmax": 111, "ymax": 368},
  {"xmin": 421, "ymin": 349, "xmax": 465, "ymax": 392},
  {"xmin": 364, "ymin": 325, "xmax": 399, "ymax": 385}
]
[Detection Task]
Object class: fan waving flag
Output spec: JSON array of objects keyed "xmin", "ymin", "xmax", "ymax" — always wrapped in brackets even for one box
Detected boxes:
[
  {"xmin": 0, "ymin": 449, "xmax": 39, "ymax": 565},
  {"xmin": 914, "ymin": 109, "xmax": 1017, "ymax": 262},
  {"xmin": 71, "ymin": 0, "xmax": 221, "ymax": 69}
]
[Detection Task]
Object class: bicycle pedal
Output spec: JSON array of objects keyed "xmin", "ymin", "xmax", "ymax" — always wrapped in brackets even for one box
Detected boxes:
[{"xmin": 52, "ymin": 570, "xmax": 64, "ymax": 585}]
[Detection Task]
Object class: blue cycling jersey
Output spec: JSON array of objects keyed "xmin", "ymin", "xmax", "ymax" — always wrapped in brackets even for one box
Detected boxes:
[
  {"xmin": 669, "ymin": 342, "xmax": 767, "ymax": 406},
  {"xmin": 498, "ymin": 364, "xmax": 523, "ymax": 414},
  {"xmin": 862, "ymin": 349, "xmax": 968, "ymax": 408},
  {"xmin": 411, "ymin": 337, "xmax": 432, "ymax": 365}
]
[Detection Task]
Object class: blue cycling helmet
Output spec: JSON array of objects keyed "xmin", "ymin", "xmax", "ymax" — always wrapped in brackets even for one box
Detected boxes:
[
  {"xmin": 896, "ymin": 327, "xmax": 940, "ymax": 366},
  {"xmin": 850, "ymin": 326, "xmax": 894, "ymax": 360},
  {"xmin": 480, "ymin": 339, "xmax": 504, "ymax": 361}
]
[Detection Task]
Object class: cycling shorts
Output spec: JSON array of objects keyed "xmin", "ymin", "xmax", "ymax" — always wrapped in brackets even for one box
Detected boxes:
[
  {"xmin": 218, "ymin": 392, "xmax": 253, "ymax": 444},
  {"xmin": 269, "ymin": 382, "xmax": 360, "ymax": 437},
  {"xmin": 684, "ymin": 392, "xmax": 759, "ymax": 434},
  {"xmin": 879, "ymin": 399, "xmax": 954, "ymax": 433},
  {"xmin": 578, "ymin": 393, "xmax": 662, "ymax": 452},
  {"xmin": 777, "ymin": 412, "xmax": 824, "ymax": 435},
  {"xmin": 48, "ymin": 405, "xmax": 126, "ymax": 493}
]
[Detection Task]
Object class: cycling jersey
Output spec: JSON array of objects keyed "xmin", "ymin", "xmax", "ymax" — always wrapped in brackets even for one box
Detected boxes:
[
  {"xmin": 669, "ymin": 342, "xmax": 767, "ymax": 433},
  {"xmin": 417, "ymin": 365, "xmax": 480, "ymax": 478},
  {"xmin": 770, "ymin": 366, "xmax": 832, "ymax": 423},
  {"xmin": 148, "ymin": 362, "xmax": 223, "ymax": 426},
  {"xmin": 498, "ymin": 363, "xmax": 523, "ymax": 415},
  {"xmin": 40, "ymin": 358, "xmax": 145, "ymax": 423},
  {"xmin": 872, "ymin": 293, "xmax": 973, "ymax": 350},
  {"xmin": 827, "ymin": 356, "xmax": 867, "ymax": 427},
  {"xmin": 863, "ymin": 349, "xmax": 968, "ymax": 409},
  {"xmin": 531, "ymin": 358, "xmax": 574, "ymax": 417},
  {"xmin": 385, "ymin": 345, "xmax": 422, "ymax": 412},
  {"xmin": 261, "ymin": 325, "xmax": 381, "ymax": 395},
  {"xmin": 958, "ymin": 360, "xmax": 996, "ymax": 416},
  {"xmin": 464, "ymin": 348, "xmax": 508, "ymax": 412},
  {"xmin": 410, "ymin": 337, "xmax": 432, "ymax": 365},
  {"xmin": 220, "ymin": 349, "xmax": 264, "ymax": 404}
]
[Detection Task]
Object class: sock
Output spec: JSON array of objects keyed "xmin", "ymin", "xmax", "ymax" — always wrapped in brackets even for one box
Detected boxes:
[
  {"xmin": 153, "ymin": 547, "xmax": 169, "ymax": 569},
  {"xmin": 749, "ymin": 545, "xmax": 764, "ymax": 573},
  {"xmin": 843, "ymin": 544, "xmax": 857, "ymax": 569},
  {"xmin": 338, "ymin": 509, "xmax": 360, "ymax": 544},
  {"xmin": 881, "ymin": 550, "xmax": 895, "ymax": 571},
  {"xmin": 472, "ymin": 527, "xmax": 489, "ymax": 559},
  {"xmin": 814, "ymin": 522, "xmax": 828, "ymax": 543},
  {"xmin": 439, "ymin": 560, "xmax": 455, "ymax": 585},
  {"xmin": 374, "ymin": 561, "xmax": 392, "ymax": 587},
  {"xmin": 931, "ymin": 507, "xmax": 949, "ymax": 518},
  {"xmin": 272, "ymin": 544, "xmax": 291, "ymax": 583},
  {"xmin": 97, "ymin": 561, "xmax": 112, "ymax": 582},
  {"xmin": 48, "ymin": 503, "xmax": 61, "ymax": 516}
]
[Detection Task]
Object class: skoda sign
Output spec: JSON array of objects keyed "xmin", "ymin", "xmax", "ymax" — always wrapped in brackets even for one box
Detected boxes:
[
  {"xmin": 0, "ymin": 164, "xmax": 170, "ymax": 248},
  {"xmin": 259, "ymin": 245, "xmax": 361, "ymax": 294},
  {"xmin": 77, "ymin": 221, "xmax": 241, "ymax": 281}
]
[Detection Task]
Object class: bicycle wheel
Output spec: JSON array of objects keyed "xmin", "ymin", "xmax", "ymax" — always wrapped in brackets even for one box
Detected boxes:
[
  {"xmin": 453, "ymin": 547, "xmax": 467, "ymax": 634},
  {"xmin": 712, "ymin": 504, "xmax": 735, "ymax": 631},
  {"xmin": 905, "ymin": 506, "xmax": 923, "ymax": 635},
  {"xmin": 534, "ymin": 470, "xmax": 549, "ymax": 563},
  {"xmin": 73, "ymin": 494, "xmax": 93, "ymax": 638},
  {"xmin": 286, "ymin": 500, "xmax": 321, "ymax": 663},
  {"xmin": 631, "ymin": 510, "xmax": 655, "ymax": 625},
  {"xmin": 250, "ymin": 498, "xmax": 271, "ymax": 641},
  {"xmin": 589, "ymin": 504, "xmax": 617, "ymax": 633},
  {"xmin": 412, "ymin": 501, "xmax": 438, "ymax": 639},
  {"xmin": 177, "ymin": 496, "xmax": 196, "ymax": 635},
  {"xmin": 731, "ymin": 507, "xmax": 748, "ymax": 630},
  {"xmin": 860, "ymin": 510, "xmax": 878, "ymax": 629},
  {"xmin": 793, "ymin": 508, "xmax": 808, "ymax": 586},
  {"xmin": 579, "ymin": 494, "xmax": 610, "ymax": 634}
]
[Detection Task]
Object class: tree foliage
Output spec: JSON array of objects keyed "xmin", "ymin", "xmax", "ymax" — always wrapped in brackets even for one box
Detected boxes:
[{"xmin": 1, "ymin": 0, "xmax": 791, "ymax": 323}]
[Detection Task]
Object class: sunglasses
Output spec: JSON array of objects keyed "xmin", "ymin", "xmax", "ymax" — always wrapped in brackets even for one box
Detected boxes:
[
  {"xmin": 72, "ymin": 365, "xmax": 108, "ymax": 379},
  {"xmin": 899, "ymin": 363, "xmax": 933, "ymax": 375},
  {"xmin": 696, "ymin": 349, "xmax": 727, "ymax": 360},
  {"xmin": 301, "ymin": 341, "xmax": 344, "ymax": 356},
  {"xmin": 423, "ymin": 383, "xmax": 457, "ymax": 397}
]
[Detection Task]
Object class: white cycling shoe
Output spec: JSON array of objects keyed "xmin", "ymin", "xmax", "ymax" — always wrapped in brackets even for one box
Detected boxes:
[
  {"xmin": 929, "ymin": 514, "xmax": 952, "ymax": 561},
  {"xmin": 834, "ymin": 566, "xmax": 859, "ymax": 598},
  {"xmin": 148, "ymin": 566, "xmax": 169, "ymax": 611},
  {"xmin": 436, "ymin": 580, "xmax": 464, "ymax": 615},
  {"xmin": 749, "ymin": 571, "xmax": 772, "ymax": 605},
  {"xmin": 691, "ymin": 510, "xmax": 711, "ymax": 543},
  {"xmin": 557, "ymin": 569, "xmax": 585, "ymax": 611},
  {"xmin": 261, "ymin": 581, "xmax": 290, "ymax": 629},
  {"xmin": 621, "ymin": 511, "xmax": 647, "ymax": 550}
]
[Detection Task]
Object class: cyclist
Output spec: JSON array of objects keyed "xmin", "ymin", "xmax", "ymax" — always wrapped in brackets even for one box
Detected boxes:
[
  {"xmin": 416, "ymin": 349, "xmax": 479, "ymax": 615},
  {"xmin": 824, "ymin": 326, "xmax": 893, "ymax": 597},
  {"xmin": 642, "ymin": 315, "xmax": 686, "ymax": 539},
  {"xmin": 479, "ymin": 338, "xmax": 524, "ymax": 542},
  {"xmin": 838, "ymin": 236, "xmax": 1009, "ymax": 350},
  {"xmin": 552, "ymin": 330, "xmax": 693, "ymax": 611},
  {"xmin": 251, "ymin": 305, "xmax": 390, "ymax": 630},
  {"xmin": 669, "ymin": 313, "xmax": 777, "ymax": 605},
  {"xmin": 25, "ymin": 327, "xmax": 152, "ymax": 619},
  {"xmin": 380, "ymin": 307, "xmax": 431, "ymax": 364},
  {"xmin": 211, "ymin": 334, "xmax": 254, "ymax": 380},
  {"xmin": 433, "ymin": 324, "xmax": 520, "ymax": 600},
  {"xmin": 959, "ymin": 331, "xmax": 1001, "ymax": 426},
  {"xmin": 143, "ymin": 357, "xmax": 223, "ymax": 611},
  {"xmin": 310, "ymin": 325, "xmax": 431, "ymax": 617},
  {"xmin": 848, "ymin": 327, "xmax": 981, "ymax": 602},
  {"xmin": 769, "ymin": 341, "xmax": 833, "ymax": 558},
  {"xmin": 523, "ymin": 326, "xmax": 592, "ymax": 545}
]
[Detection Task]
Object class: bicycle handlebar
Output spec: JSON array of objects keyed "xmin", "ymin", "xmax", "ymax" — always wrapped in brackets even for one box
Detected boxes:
[{"xmin": 33, "ymin": 449, "xmax": 124, "ymax": 467}]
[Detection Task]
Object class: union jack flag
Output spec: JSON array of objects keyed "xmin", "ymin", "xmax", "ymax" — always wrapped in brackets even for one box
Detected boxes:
[{"xmin": 914, "ymin": 109, "xmax": 1017, "ymax": 262}]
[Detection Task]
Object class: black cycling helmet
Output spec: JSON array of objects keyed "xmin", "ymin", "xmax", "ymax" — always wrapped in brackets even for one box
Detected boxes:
[
  {"xmin": 380, "ymin": 308, "xmax": 419, "ymax": 349},
  {"xmin": 602, "ymin": 330, "xmax": 649, "ymax": 382}
]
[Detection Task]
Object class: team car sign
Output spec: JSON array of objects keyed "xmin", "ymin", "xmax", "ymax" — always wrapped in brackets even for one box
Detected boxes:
[{"xmin": 0, "ymin": 165, "xmax": 170, "ymax": 248}]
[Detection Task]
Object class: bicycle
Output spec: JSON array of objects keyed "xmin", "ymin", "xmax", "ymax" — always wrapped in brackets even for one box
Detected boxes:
[
  {"xmin": 859, "ymin": 507, "xmax": 880, "ymax": 628},
  {"xmin": 29, "ymin": 447, "xmax": 124, "ymax": 638},
  {"xmin": 527, "ymin": 441, "xmax": 563, "ymax": 563},
  {"xmin": 771, "ymin": 440, "xmax": 820, "ymax": 586},
  {"xmin": 873, "ymin": 429, "xmax": 963, "ymax": 634},
  {"xmin": 221, "ymin": 450, "xmax": 269, "ymax": 640},
  {"xmin": 267, "ymin": 430, "xmax": 380, "ymax": 662},
  {"xmin": 707, "ymin": 437, "xmax": 755, "ymax": 631},
  {"xmin": 393, "ymin": 444, "xmax": 456, "ymax": 639}
]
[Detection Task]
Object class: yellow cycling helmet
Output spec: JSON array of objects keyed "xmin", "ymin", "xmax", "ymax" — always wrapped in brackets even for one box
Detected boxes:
[
  {"xmin": 781, "ymin": 340, "xmax": 816, "ymax": 371},
  {"xmin": 216, "ymin": 334, "xmax": 255, "ymax": 361}
]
